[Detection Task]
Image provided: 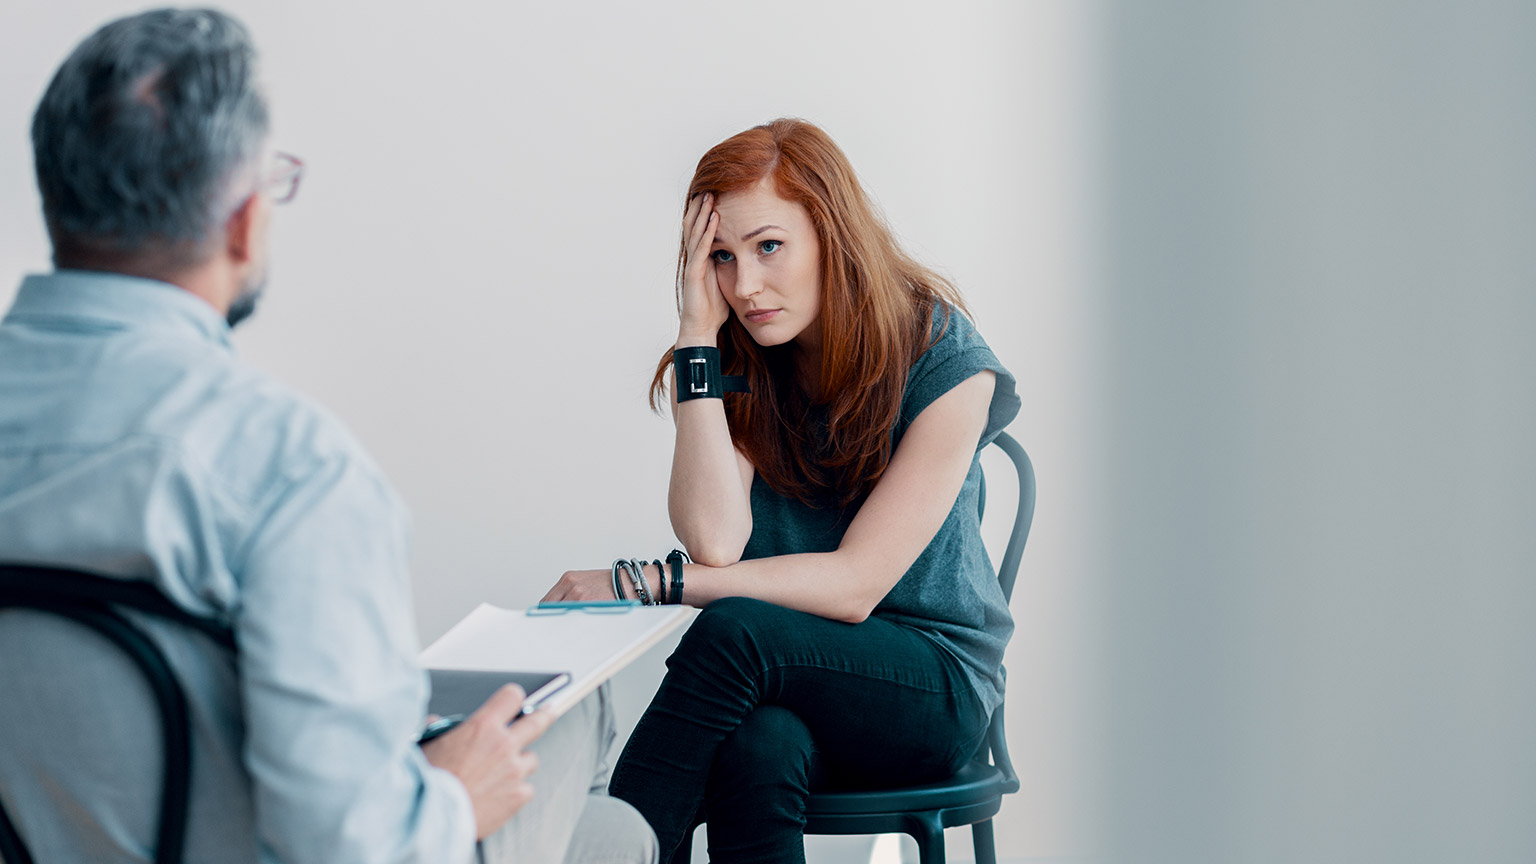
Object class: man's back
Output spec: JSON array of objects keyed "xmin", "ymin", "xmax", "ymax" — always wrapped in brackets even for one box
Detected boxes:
[{"xmin": 0, "ymin": 271, "xmax": 473, "ymax": 863}]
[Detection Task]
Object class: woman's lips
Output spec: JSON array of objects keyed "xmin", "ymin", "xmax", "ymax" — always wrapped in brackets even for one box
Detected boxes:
[{"xmin": 745, "ymin": 308, "xmax": 781, "ymax": 324}]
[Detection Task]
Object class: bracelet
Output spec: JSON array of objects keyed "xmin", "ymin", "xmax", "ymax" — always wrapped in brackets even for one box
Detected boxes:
[
  {"xmin": 673, "ymin": 346, "xmax": 749, "ymax": 402},
  {"xmin": 617, "ymin": 559, "xmax": 637, "ymax": 604},
  {"xmin": 626, "ymin": 558, "xmax": 655, "ymax": 606},
  {"xmin": 651, "ymin": 559, "xmax": 667, "ymax": 605},
  {"xmin": 666, "ymin": 548, "xmax": 690, "ymax": 606},
  {"xmin": 611, "ymin": 551, "xmax": 690, "ymax": 605},
  {"xmin": 622, "ymin": 559, "xmax": 647, "ymax": 605},
  {"xmin": 610, "ymin": 559, "xmax": 628, "ymax": 600},
  {"xmin": 616, "ymin": 559, "xmax": 635, "ymax": 602}
]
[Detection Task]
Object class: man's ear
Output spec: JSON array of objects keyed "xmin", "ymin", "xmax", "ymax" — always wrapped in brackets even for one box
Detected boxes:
[{"xmin": 224, "ymin": 192, "xmax": 269, "ymax": 264}]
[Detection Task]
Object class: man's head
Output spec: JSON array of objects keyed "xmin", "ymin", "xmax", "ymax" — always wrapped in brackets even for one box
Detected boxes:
[{"xmin": 32, "ymin": 8, "xmax": 279, "ymax": 326}]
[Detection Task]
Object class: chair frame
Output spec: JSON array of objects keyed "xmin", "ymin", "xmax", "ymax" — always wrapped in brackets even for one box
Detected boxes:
[
  {"xmin": 686, "ymin": 431, "xmax": 1036, "ymax": 864},
  {"xmin": 0, "ymin": 564, "xmax": 234, "ymax": 864}
]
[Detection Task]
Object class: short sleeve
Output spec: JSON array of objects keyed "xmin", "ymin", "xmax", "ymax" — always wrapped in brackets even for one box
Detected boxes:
[{"xmin": 899, "ymin": 306, "xmax": 1022, "ymax": 450}]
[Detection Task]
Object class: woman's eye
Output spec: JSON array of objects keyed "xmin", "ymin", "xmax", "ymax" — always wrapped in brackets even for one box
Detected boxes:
[
  {"xmin": 710, "ymin": 249, "xmax": 735, "ymax": 264},
  {"xmin": 759, "ymin": 240, "xmax": 783, "ymax": 255}
]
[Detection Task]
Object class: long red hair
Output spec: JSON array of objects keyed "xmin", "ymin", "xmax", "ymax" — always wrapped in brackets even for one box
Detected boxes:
[{"xmin": 650, "ymin": 118, "xmax": 969, "ymax": 507}]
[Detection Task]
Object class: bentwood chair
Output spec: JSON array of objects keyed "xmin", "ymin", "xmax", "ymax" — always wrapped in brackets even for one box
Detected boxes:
[
  {"xmin": 0, "ymin": 564, "xmax": 235, "ymax": 864},
  {"xmin": 685, "ymin": 430, "xmax": 1036, "ymax": 864}
]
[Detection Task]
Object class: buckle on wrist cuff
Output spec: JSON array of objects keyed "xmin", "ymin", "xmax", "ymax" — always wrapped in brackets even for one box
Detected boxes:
[
  {"xmin": 675, "ymin": 346, "xmax": 748, "ymax": 401},
  {"xmin": 687, "ymin": 357, "xmax": 710, "ymax": 395}
]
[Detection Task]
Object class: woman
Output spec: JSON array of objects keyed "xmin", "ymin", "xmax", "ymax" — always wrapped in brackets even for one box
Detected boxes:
[{"xmin": 542, "ymin": 118, "xmax": 1021, "ymax": 864}]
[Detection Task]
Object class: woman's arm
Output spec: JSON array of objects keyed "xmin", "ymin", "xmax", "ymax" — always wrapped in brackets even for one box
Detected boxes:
[
  {"xmin": 666, "ymin": 362, "xmax": 755, "ymax": 565},
  {"xmin": 682, "ymin": 370, "xmax": 996, "ymax": 622},
  {"xmin": 543, "ymin": 370, "xmax": 996, "ymax": 620},
  {"xmin": 665, "ymin": 192, "xmax": 753, "ymax": 565}
]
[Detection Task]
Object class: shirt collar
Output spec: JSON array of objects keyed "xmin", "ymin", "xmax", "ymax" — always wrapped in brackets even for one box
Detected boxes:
[{"xmin": 5, "ymin": 270, "xmax": 233, "ymax": 349}]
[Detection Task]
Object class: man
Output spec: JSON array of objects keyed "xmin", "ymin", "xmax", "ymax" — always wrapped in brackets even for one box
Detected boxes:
[{"xmin": 0, "ymin": 9, "xmax": 657, "ymax": 864}]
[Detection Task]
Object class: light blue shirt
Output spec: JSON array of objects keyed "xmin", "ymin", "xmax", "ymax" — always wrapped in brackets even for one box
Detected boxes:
[{"xmin": 0, "ymin": 271, "xmax": 475, "ymax": 863}]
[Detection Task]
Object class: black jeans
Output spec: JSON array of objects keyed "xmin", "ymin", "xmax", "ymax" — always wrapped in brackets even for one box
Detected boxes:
[{"xmin": 609, "ymin": 597, "xmax": 989, "ymax": 864}]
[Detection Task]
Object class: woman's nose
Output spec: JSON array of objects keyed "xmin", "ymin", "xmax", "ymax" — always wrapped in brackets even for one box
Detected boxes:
[{"xmin": 733, "ymin": 262, "xmax": 764, "ymax": 299}]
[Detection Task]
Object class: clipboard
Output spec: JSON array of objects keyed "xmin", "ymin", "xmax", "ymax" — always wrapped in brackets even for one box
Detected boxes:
[
  {"xmin": 419, "ymin": 601, "xmax": 693, "ymax": 719},
  {"xmin": 417, "ymin": 669, "xmax": 571, "ymax": 743}
]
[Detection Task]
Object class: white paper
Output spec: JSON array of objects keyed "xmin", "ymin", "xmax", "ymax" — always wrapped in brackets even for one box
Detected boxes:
[{"xmin": 419, "ymin": 603, "xmax": 694, "ymax": 716}]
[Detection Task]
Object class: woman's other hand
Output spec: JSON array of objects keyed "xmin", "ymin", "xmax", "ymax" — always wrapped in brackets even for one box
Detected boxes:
[
  {"xmin": 542, "ymin": 568, "xmax": 630, "ymax": 603},
  {"xmin": 678, "ymin": 193, "xmax": 730, "ymax": 343}
]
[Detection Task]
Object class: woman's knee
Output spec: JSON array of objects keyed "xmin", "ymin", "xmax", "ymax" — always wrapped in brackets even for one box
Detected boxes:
[
  {"xmin": 688, "ymin": 596, "xmax": 782, "ymax": 639},
  {"xmin": 712, "ymin": 705, "xmax": 815, "ymax": 786},
  {"xmin": 669, "ymin": 597, "xmax": 789, "ymax": 668}
]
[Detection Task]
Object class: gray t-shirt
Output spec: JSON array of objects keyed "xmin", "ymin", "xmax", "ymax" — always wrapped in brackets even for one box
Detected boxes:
[{"xmin": 741, "ymin": 306, "xmax": 1022, "ymax": 713}]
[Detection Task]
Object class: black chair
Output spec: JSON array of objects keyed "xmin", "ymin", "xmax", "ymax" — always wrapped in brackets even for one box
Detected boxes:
[
  {"xmin": 685, "ymin": 430, "xmax": 1037, "ymax": 864},
  {"xmin": 0, "ymin": 564, "xmax": 234, "ymax": 864}
]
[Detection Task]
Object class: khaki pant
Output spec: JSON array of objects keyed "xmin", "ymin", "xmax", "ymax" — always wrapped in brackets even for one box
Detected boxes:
[{"xmin": 477, "ymin": 686, "xmax": 658, "ymax": 864}]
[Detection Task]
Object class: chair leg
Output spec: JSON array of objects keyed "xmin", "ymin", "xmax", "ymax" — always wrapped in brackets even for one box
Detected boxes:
[
  {"xmin": 971, "ymin": 818, "xmax": 998, "ymax": 864},
  {"xmin": 910, "ymin": 812, "xmax": 947, "ymax": 864}
]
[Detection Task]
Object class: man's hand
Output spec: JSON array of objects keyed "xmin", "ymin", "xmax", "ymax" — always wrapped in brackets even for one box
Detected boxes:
[{"xmin": 420, "ymin": 684, "xmax": 556, "ymax": 840}]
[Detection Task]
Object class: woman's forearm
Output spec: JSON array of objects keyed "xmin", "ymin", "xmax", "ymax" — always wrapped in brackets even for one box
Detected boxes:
[
  {"xmin": 671, "ymin": 373, "xmax": 999, "ymax": 621},
  {"xmin": 677, "ymin": 551, "xmax": 885, "ymax": 624},
  {"xmin": 664, "ymin": 193, "xmax": 755, "ymax": 564},
  {"xmin": 667, "ymin": 338, "xmax": 753, "ymax": 565}
]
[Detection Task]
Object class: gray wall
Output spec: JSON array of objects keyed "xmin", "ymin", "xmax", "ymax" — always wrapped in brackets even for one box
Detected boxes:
[{"xmin": 1091, "ymin": 2, "xmax": 1536, "ymax": 862}]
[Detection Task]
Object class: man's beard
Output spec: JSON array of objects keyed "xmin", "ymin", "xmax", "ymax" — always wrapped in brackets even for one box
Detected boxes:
[{"xmin": 226, "ymin": 269, "xmax": 267, "ymax": 329}]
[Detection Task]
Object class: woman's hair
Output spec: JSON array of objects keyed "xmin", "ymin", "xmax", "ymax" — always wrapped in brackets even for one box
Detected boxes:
[{"xmin": 649, "ymin": 118, "xmax": 969, "ymax": 507}]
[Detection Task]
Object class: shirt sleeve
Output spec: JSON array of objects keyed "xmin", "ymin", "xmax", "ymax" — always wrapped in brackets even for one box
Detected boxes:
[
  {"xmin": 901, "ymin": 308, "xmax": 1022, "ymax": 450},
  {"xmin": 230, "ymin": 437, "xmax": 475, "ymax": 864}
]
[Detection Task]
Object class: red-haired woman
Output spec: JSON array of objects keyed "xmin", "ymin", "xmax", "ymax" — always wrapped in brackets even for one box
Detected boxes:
[{"xmin": 543, "ymin": 118, "xmax": 1021, "ymax": 864}]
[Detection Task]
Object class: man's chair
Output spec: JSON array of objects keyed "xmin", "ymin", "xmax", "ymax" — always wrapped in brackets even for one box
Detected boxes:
[
  {"xmin": 684, "ymin": 431, "xmax": 1036, "ymax": 864},
  {"xmin": 0, "ymin": 564, "xmax": 235, "ymax": 864}
]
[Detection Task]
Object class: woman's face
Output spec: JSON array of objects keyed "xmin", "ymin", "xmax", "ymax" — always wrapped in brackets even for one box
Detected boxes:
[{"xmin": 708, "ymin": 177, "xmax": 823, "ymax": 350}]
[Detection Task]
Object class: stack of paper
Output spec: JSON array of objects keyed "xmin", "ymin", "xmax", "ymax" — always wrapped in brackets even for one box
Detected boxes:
[{"xmin": 419, "ymin": 603, "xmax": 694, "ymax": 717}]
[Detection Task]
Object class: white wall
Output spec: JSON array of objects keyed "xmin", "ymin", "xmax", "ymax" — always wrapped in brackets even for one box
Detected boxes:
[{"xmin": 0, "ymin": 2, "xmax": 1096, "ymax": 862}]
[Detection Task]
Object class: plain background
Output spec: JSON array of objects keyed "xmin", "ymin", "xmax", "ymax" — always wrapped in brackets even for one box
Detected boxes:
[
  {"xmin": 0, "ymin": 2, "xmax": 1093, "ymax": 862},
  {"xmin": 4, "ymin": 2, "xmax": 1534, "ymax": 864},
  {"xmin": 1091, "ymin": 3, "xmax": 1535, "ymax": 864}
]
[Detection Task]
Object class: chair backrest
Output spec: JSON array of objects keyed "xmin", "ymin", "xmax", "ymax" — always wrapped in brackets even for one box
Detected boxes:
[
  {"xmin": 987, "ymin": 431, "xmax": 1037, "ymax": 606},
  {"xmin": 0, "ymin": 564, "xmax": 234, "ymax": 864},
  {"xmin": 974, "ymin": 431, "xmax": 1035, "ymax": 790}
]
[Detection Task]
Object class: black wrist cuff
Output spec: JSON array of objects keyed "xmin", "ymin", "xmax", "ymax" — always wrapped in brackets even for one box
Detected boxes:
[
  {"xmin": 666, "ymin": 548, "xmax": 690, "ymax": 606},
  {"xmin": 674, "ymin": 346, "xmax": 749, "ymax": 402}
]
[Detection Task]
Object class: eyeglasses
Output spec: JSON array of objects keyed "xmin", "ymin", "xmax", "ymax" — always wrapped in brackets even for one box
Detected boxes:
[{"xmin": 263, "ymin": 151, "xmax": 304, "ymax": 204}]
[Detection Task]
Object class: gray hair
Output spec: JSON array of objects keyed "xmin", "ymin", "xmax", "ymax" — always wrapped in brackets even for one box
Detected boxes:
[{"xmin": 32, "ymin": 7, "xmax": 270, "ymax": 267}]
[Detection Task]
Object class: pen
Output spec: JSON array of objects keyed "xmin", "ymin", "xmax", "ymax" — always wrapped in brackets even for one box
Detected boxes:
[{"xmin": 417, "ymin": 714, "xmax": 465, "ymax": 744}]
